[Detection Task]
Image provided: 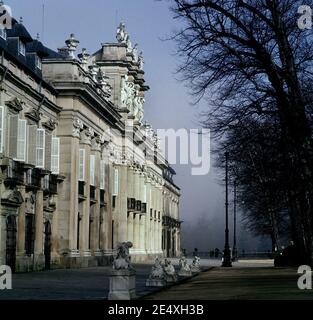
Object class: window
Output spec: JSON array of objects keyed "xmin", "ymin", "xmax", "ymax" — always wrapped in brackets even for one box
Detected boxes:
[
  {"xmin": 0, "ymin": 106, "xmax": 4, "ymax": 153},
  {"xmin": 36, "ymin": 56, "xmax": 42, "ymax": 70},
  {"xmin": 51, "ymin": 137, "xmax": 60, "ymax": 174},
  {"xmin": 16, "ymin": 119, "xmax": 27, "ymax": 161},
  {"xmin": 19, "ymin": 40, "xmax": 26, "ymax": 56},
  {"xmin": 78, "ymin": 149, "xmax": 85, "ymax": 181},
  {"xmin": 100, "ymin": 160, "xmax": 105, "ymax": 190},
  {"xmin": 36, "ymin": 129, "xmax": 45, "ymax": 168},
  {"xmin": 113, "ymin": 168, "xmax": 119, "ymax": 196},
  {"xmin": 90, "ymin": 155, "xmax": 95, "ymax": 186}
]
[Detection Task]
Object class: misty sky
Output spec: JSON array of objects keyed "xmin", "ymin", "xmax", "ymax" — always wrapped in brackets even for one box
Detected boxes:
[{"xmin": 7, "ymin": 0, "xmax": 269, "ymax": 252}]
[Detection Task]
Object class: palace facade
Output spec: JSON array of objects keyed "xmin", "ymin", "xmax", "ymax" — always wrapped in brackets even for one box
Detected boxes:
[{"xmin": 0, "ymin": 18, "xmax": 181, "ymax": 272}]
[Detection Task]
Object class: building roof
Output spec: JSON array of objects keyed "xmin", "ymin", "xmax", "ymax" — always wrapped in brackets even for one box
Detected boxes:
[
  {"xmin": 7, "ymin": 18, "xmax": 32, "ymax": 42},
  {"xmin": 26, "ymin": 40, "xmax": 49, "ymax": 57}
]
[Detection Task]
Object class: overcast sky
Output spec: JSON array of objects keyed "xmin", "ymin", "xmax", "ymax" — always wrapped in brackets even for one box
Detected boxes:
[{"xmin": 6, "ymin": 0, "xmax": 269, "ymax": 252}]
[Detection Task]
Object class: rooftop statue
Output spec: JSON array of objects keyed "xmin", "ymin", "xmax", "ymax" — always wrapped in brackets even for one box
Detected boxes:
[
  {"xmin": 116, "ymin": 22, "xmax": 128, "ymax": 43},
  {"xmin": 112, "ymin": 242, "xmax": 134, "ymax": 270},
  {"xmin": 138, "ymin": 52, "xmax": 144, "ymax": 70}
]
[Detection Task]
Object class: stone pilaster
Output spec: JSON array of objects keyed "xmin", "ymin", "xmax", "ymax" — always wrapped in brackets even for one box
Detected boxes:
[{"xmin": 34, "ymin": 190, "xmax": 44, "ymax": 268}]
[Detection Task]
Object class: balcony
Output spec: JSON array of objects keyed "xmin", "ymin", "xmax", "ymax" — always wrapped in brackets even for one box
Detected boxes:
[
  {"xmin": 141, "ymin": 202, "xmax": 147, "ymax": 214},
  {"xmin": 49, "ymin": 175, "xmax": 58, "ymax": 195},
  {"xmin": 3, "ymin": 159, "xmax": 24, "ymax": 187},
  {"xmin": 78, "ymin": 181, "xmax": 86, "ymax": 202},
  {"xmin": 90, "ymin": 186, "xmax": 97, "ymax": 204},
  {"xmin": 136, "ymin": 200, "xmax": 142, "ymax": 212},
  {"xmin": 127, "ymin": 198, "xmax": 136, "ymax": 211},
  {"xmin": 100, "ymin": 189, "xmax": 106, "ymax": 207}
]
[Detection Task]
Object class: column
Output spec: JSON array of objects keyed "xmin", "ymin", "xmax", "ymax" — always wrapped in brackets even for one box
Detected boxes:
[
  {"xmin": 145, "ymin": 178, "xmax": 151, "ymax": 254},
  {"xmin": 127, "ymin": 212, "xmax": 134, "ymax": 243},
  {"xmin": 80, "ymin": 128, "xmax": 92, "ymax": 257},
  {"xmin": 116, "ymin": 164, "xmax": 128, "ymax": 243},
  {"xmin": 133, "ymin": 213, "xmax": 140, "ymax": 252},
  {"xmin": 34, "ymin": 190, "xmax": 44, "ymax": 269},
  {"xmin": 58, "ymin": 117, "xmax": 81, "ymax": 258},
  {"xmin": 139, "ymin": 214, "xmax": 145, "ymax": 254},
  {"xmin": 16, "ymin": 186, "xmax": 26, "ymax": 258},
  {"xmin": 91, "ymin": 137, "xmax": 102, "ymax": 256},
  {"xmin": 51, "ymin": 194, "xmax": 59, "ymax": 261}
]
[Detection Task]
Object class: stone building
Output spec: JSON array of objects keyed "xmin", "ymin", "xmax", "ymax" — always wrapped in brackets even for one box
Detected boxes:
[{"xmin": 0, "ymin": 18, "xmax": 181, "ymax": 272}]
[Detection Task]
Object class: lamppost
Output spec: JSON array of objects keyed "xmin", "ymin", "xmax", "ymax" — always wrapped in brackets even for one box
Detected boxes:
[
  {"xmin": 232, "ymin": 180, "xmax": 238, "ymax": 262},
  {"xmin": 222, "ymin": 151, "xmax": 232, "ymax": 267}
]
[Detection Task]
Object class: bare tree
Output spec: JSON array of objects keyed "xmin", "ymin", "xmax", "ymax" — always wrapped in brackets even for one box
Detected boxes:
[{"xmin": 169, "ymin": 0, "xmax": 313, "ymax": 264}]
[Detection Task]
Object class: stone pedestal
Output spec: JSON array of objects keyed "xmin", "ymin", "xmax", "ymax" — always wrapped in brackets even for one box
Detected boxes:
[
  {"xmin": 146, "ymin": 278, "xmax": 166, "ymax": 287},
  {"xmin": 178, "ymin": 269, "xmax": 192, "ymax": 277},
  {"xmin": 108, "ymin": 269, "xmax": 136, "ymax": 300}
]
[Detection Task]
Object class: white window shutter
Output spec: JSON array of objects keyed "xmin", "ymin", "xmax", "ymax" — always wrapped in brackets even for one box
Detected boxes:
[
  {"xmin": 27, "ymin": 125, "xmax": 37, "ymax": 165},
  {"xmin": 100, "ymin": 160, "xmax": 105, "ymax": 190},
  {"xmin": 0, "ymin": 106, "xmax": 4, "ymax": 153},
  {"xmin": 113, "ymin": 168, "xmax": 119, "ymax": 196},
  {"xmin": 51, "ymin": 137, "xmax": 60, "ymax": 174},
  {"xmin": 36, "ymin": 129, "xmax": 45, "ymax": 168},
  {"xmin": 17, "ymin": 119, "xmax": 27, "ymax": 161},
  {"xmin": 9, "ymin": 115, "xmax": 18, "ymax": 159},
  {"xmin": 79, "ymin": 149, "xmax": 85, "ymax": 181},
  {"xmin": 90, "ymin": 155, "xmax": 95, "ymax": 186},
  {"xmin": 45, "ymin": 132, "xmax": 52, "ymax": 171}
]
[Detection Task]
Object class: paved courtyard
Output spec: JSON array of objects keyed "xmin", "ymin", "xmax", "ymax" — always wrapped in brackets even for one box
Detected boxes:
[
  {"xmin": 1, "ymin": 258, "xmax": 310, "ymax": 300},
  {"xmin": 144, "ymin": 261, "xmax": 313, "ymax": 300}
]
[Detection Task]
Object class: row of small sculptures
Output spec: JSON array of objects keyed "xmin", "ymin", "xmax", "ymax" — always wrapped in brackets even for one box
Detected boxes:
[{"xmin": 146, "ymin": 255, "xmax": 201, "ymax": 286}]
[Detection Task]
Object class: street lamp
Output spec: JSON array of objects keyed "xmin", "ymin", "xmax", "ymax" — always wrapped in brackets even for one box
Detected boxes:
[
  {"xmin": 232, "ymin": 180, "xmax": 238, "ymax": 262},
  {"xmin": 222, "ymin": 151, "xmax": 232, "ymax": 267}
]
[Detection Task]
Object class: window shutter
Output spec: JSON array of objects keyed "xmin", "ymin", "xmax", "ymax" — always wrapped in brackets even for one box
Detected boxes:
[
  {"xmin": 9, "ymin": 114, "xmax": 18, "ymax": 159},
  {"xmin": 100, "ymin": 160, "xmax": 105, "ymax": 190},
  {"xmin": 79, "ymin": 149, "xmax": 85, "ymax": 181},
  {"xmin": 17, "ymin": 119, "xmax": 27, "ymax": 161},
  {"xmin": 51, "ymin": 137, "xmax": 60, "ymax": 174},
  {"xmin": 113, "ymin": 168, "xmax": 119, "ymax": 196},
  {"xmin": 90, "ymin": 155, "xmax": 95, "ymax": 186},
  {"xmin": 27, "ymin": 125, "xmax": 37, "ymax": 165},
  {"xmin": 0, "ymin": 106, "xmax": 4, "ymax": 153},
  {"xmin": 45, "ymin": 133, "xmax": 52, "ymax": 171},
  {"xmin": 36, "ymin": 129, "xmax": 45, "ymax": 168}
]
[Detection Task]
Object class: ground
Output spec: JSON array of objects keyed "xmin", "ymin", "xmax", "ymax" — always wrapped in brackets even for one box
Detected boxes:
[{"xmin": 0, "ymin": 259, "xmax": 312, "ymax": 300}]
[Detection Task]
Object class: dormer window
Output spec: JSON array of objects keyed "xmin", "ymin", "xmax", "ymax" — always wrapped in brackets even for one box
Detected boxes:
[
  {"xmin": 19, "ymin": 40, "xmax": 26, "ymax": 56},
  {"xmin": 36, "ymin": 56, "xmax": 42, "ymax": 70},
  {"xmin": 0, "ymin": 29, "xmax": 6, "ymax": 40}
]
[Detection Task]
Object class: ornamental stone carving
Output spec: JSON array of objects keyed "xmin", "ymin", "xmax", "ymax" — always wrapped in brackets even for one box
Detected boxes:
[
  {"xmin": 78, "ymin": 48, "xmax": 90, "ymax": 68},
  {"xmin": 5, "ymin": 97, "xmax": 24, "ymax": 113},
  {"xmin": 121, "ymin": 75, "xmax": 135, "ymax": 111},
  {"xmin": 81, "ymin": 127, "xmax": 95, "ymax": 145},
  {"xmin": 73, "ymin": 118, "xmax": 83, "ymax": 138},
  {"xmin": 112, "ymin": 242, "xmax": 134, "ymax": 270},
  {"xmin": 138, "ymin": 51, "xmax": 144, "ymax": 70}
]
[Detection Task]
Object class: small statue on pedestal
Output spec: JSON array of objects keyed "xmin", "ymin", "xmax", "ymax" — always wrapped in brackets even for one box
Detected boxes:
[
  {"xmin": 146, "ymin": 257, "xmax": 166, "ymax": 287},
  {"xmin": 190, "ymin": 256, "xmax": 201, "ymax": 273},
  {"xmin": 163, "ymin": 259, "xmax": 177, "ymax": 282},
  {"xmin": 178, "ymin": 255, "xmax": 192, "ymax": 277}
]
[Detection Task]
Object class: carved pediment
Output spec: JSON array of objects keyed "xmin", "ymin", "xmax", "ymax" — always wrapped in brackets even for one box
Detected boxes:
[
  {"xmin": 2, "ymin": 190, "xmax": 24, "ymax": 207},
  {"xmin": 42, "ymin": 119, "xmax": 57, "ymax": 131},
  {"xmin": 5, "ymin": 97, "xmax": 24, "ymax": 113},
  {"xmin": 25, "ymin": 108, "xmax": 41, "ymax": 123}
]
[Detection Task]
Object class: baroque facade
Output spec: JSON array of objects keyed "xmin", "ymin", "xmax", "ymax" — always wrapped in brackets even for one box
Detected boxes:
[{"xmin": 0, "ymin": 18, "xmax": 181, "ymax": 272}]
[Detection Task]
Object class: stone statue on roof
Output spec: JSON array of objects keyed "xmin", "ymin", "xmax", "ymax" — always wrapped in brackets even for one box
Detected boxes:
[{"xmin": 116, "ymin": 22, "xmax": 128, "ymax": 43}]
